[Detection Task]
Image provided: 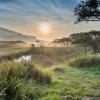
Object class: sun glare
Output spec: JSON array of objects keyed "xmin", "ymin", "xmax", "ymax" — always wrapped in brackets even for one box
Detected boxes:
[{"xmin": 40, "ymin": 23, "xmax": 50, "ymax": 34}]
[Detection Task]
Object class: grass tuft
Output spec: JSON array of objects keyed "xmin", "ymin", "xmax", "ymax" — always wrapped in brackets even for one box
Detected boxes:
[
  {"xmin": 0, "ymin": 61, "xmax": 51, "ymax": 84},
  {"xmin": 0, "ymin": 61, "xmax": 52, "ymax": 100},
  {"xmin": 68, "ymin": 56, "xmax": 100, "ymax": 68}
]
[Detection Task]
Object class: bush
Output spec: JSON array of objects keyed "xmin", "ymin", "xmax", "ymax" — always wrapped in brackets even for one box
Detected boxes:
[
  {"xmin": 4, "ymin": 78, "xmax": 26, "ymax": 100},
  {"xmin": 0, "ymin": 62, "xmax": 51, "ymax": 100},
  {"xmin": 23, "ymin": 63, "xmax": 51, "ymax": 84},
  {"xmin": 68, "ymin": 56, "xmax": 100, "ymax": 68},
  {"xmin": 0, "ymin": 62, "xmax": 51, "ymax": 84},
  {"xmin": 25, "ymin": 80, "xmax": 42, "ymax": 100},
  {"xmin": 2, "ymin": 78, "xmax": 42, "ymax": 100}
]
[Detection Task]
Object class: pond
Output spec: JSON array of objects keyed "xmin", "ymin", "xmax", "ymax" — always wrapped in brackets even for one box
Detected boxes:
[{"xmin": 15, "ymin": 55, "xmax": 32, "ymax": 62}]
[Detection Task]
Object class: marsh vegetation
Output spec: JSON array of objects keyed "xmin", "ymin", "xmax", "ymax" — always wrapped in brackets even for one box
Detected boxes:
[
  {"xmin": 0, "ymin": 0, "xmax": 100, "ymax": 99},
  {"xmin": 0, "ymin": 42, "xmax": 100, "ymax": 100}
]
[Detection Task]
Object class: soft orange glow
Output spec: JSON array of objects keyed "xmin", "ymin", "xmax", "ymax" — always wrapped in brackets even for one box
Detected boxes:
[{"xmin": 39, "ymin": 23, "xmax": 50, "ymax": 34}]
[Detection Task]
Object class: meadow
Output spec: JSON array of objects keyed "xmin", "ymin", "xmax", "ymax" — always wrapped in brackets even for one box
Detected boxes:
[
  {"xmin": 0, "ymin": 43, "xmax": 100, "ymax": 100},
  {"xmin": 0, "ymin": 0, "xmax": 100, "ymax": 99}
]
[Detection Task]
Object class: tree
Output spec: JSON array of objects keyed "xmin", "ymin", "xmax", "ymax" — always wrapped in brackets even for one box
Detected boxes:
[
  {"xmin": 70, "ymin": 32, "xmax": 92, "ymax": 54},
  {"xmin": 53, "ymin": 37, "xmax": 71, "ymax": 47},
  {"xmin": 74, "ymin": 0, "xmax": 100, "ymax": 53},
  {"xmin": 74, "ymin": 0, "xmax": 100, "ymax": 23},
  {"xmin": 69, "ymin": 31, "xmax": 100, "ymax": 54}
]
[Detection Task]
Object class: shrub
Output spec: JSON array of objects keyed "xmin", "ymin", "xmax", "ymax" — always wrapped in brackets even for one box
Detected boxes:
[
  {"xmin": 0, "ymin": 76, "xmax": 7, "ymax": 99},
  {"xmin": 0, "ymin": 62, "xmax": 51, "ymax": 84},
  {"xmin": 68, "ymin": 56, "xmax": 100, "ymax": 68},
  {"xmin": 4, "ymin": 78, "xmax": 26, "ymax": 100},
  {"xmin": 2, "ymin": 78, "xmax": 42, "ymax": 100},
  {"xmin": 0, "ymin": 62, "xmax": 51, "ymax": 100},
  {"xmin": 25, "ymin": 80, "xmax": 42, "ymax": 100},
  {"xmin": 23, "ymin": 63, "xmax": 51, "ymax": 84}
]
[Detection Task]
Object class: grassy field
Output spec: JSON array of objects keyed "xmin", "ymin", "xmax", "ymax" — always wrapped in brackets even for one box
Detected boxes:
[
  {"xmin": 29, "ymin": 46, "xmax": 84, "ymax": 66},
  {"xmin": 0, "ymin": 43, "xmax": 84, "ymax": 66},
  {"xmin": 0, "ymin": 42, "xmax": 30, "ymax": 61},
  {"xmin": 45, "ymin": 61, "xmax": 100, "ymax": 100},
  {"xmin": 0, "ymin": 43, "xmax": 100, "ymax": 100}
]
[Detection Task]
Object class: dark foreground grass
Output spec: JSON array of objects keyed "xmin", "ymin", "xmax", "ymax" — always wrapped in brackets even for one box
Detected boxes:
[
  {"xmin": 0, "ymin": 57, "xmax": 100, "ymax": 100},
  {"xmin": 0, "ymin": 62, "xmax": 51, "ymax": 100},
  {"xmin": 0, "ymin": 46, "xmax": 100, "ymax": 100}
]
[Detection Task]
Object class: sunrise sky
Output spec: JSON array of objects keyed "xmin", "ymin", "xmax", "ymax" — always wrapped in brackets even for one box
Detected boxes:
[{"xmin": 0, "ymin": 0, "xmax": 100, "ymax": 41}]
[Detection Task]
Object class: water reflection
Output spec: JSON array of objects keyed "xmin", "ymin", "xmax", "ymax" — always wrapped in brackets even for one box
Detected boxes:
[{"xmin": 15, "ymin": 55, "xmax": 32, "ymax": 62}]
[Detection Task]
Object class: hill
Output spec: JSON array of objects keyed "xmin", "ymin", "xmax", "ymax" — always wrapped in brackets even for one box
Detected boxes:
[{"xmin": 0, "ymin": 27, "xmax": 37, "ymax": 43}]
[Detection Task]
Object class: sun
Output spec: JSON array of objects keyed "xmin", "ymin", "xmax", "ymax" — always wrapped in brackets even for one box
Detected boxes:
[{"xmin": 39, "ymin": 23, "xmax": 50, "ymax": 34}]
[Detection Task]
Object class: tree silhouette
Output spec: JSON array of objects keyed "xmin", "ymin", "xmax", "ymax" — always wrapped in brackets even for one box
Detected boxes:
[
  {"xmin": 70, "ymin": 31, "xmax": 100, "ymax": 54},
  {"xmin": 74, "ymin": 0, "xmax": 100, "ymax": 23},
  {"xmin": 53, "ymin": 37, "xmax": 71, "ymax": 47},
  {"xmin": 70, "ymin": 32, "xmax": 92, "ymax": 54}
]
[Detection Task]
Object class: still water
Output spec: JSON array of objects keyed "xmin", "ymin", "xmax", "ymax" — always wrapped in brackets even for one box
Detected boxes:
[{"xmin": 15, "ymin": 55, "xmax": 32, "ymax": 62}]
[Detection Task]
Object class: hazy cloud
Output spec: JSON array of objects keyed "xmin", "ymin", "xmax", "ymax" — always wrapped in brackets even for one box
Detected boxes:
[{"xmin": 0, "ymin": 0, "xmax": 100, "ymax": 41}]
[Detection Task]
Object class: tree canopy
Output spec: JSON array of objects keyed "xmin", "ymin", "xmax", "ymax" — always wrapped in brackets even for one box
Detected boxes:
[
  {"xmin": 53, "ymin": 31, "xmax": 100, "ymax": 54},
  {"xmin": 74, "ymin": 0, "xmax": 100, "ymax": 23},
  {"xmin": 53, "ymin": 38, "xmax": 70, "ymax": 44},
  {"xmin": 69, "ymin": 31, "xmax": 100, "ymax": 54}
]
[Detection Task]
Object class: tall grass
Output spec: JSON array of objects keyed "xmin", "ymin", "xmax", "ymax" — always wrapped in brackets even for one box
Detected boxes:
[
  {"xmin": 29, "ymin": 46, "xmax": 84, "ymax": 66},
  {"xmin": 0, "ymin": 61, "xmax": 51, "ymax": 84},
  {"xmin": 0, "ymin": 61, "xmax": 51, "ymax": 100},
  {"xmin": 0, "ymin": 46, "xmax": 84, "ymax": 66},
  {"xmin": 68, "ymin": 55, "xmax": 100, "ymax": 68},
  {"xmin": 4, "ymin": 78, "xmax": 43, "ymax": 100}
]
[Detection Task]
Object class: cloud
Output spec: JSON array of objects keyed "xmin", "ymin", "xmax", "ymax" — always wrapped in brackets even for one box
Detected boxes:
[
  {"xmin": 0, "ymin": 0, "xmax": 16, "ymax": 3},
  {"xmin": 0, "ymin": 0, "xmax": 99, "ymax": 41},
  {"xmin": 0, "ymin": 0, "xmax": 75, "ymax": 24}
]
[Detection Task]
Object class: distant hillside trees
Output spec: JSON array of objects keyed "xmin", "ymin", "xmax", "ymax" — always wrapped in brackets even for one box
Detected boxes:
[
  {"xmin": 73, "ymin": 0, "xmax": 100, "ymax": 54},
  {"xmin": 70, "ymin": 31, "xmax": 100, "ymax": 54},
  {"xmin": 53, "ymin": 31, "xmax": 100, "ymax": 54},
  {"xmin": 53, "ymin": 37, "xmax": 71, "ymax": 47}
]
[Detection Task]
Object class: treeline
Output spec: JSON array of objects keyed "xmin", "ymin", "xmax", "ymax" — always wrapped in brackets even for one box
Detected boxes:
[{"xmin": 53, "ymin": 30, "xmax": 100, "ymax": 54}]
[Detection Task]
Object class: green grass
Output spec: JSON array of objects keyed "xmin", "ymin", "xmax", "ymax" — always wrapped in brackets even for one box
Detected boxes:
[
  {"xmin": 40, "ymin": 62, "xmax": 100, "ymax": 100},
  {"xmin": 0, "ymin": 41, "xmax": 31, "ymax": 61},
  {"xmin": 29, "ymin": 46, "xmax": 84, "ymax": 66},
  {"xmin": 68, "ymin": 55, "xmax": 100, "ymax": 68},
  {"xmin": 0, "ymin": 45, "xmax": 100, "ymax": 100},
  {"xmin": 0, "ymin": 61, "xmax": 51, "ymax": 84},
  {"xmin": 0, "ymin": 45, "xmax": 84, "ymax": 66},
  {"xmin": 0, "ymin": 61, "xmax": 51, "ymax": 100},
  {"xmin": 1, "ymin": 58, "xmax": 99, "ymax": 100}
]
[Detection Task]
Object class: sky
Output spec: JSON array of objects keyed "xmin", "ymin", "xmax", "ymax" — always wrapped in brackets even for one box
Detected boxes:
[{"xmin": 0, "ymin": 0, "xmax": 100, "ymax": 41}]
